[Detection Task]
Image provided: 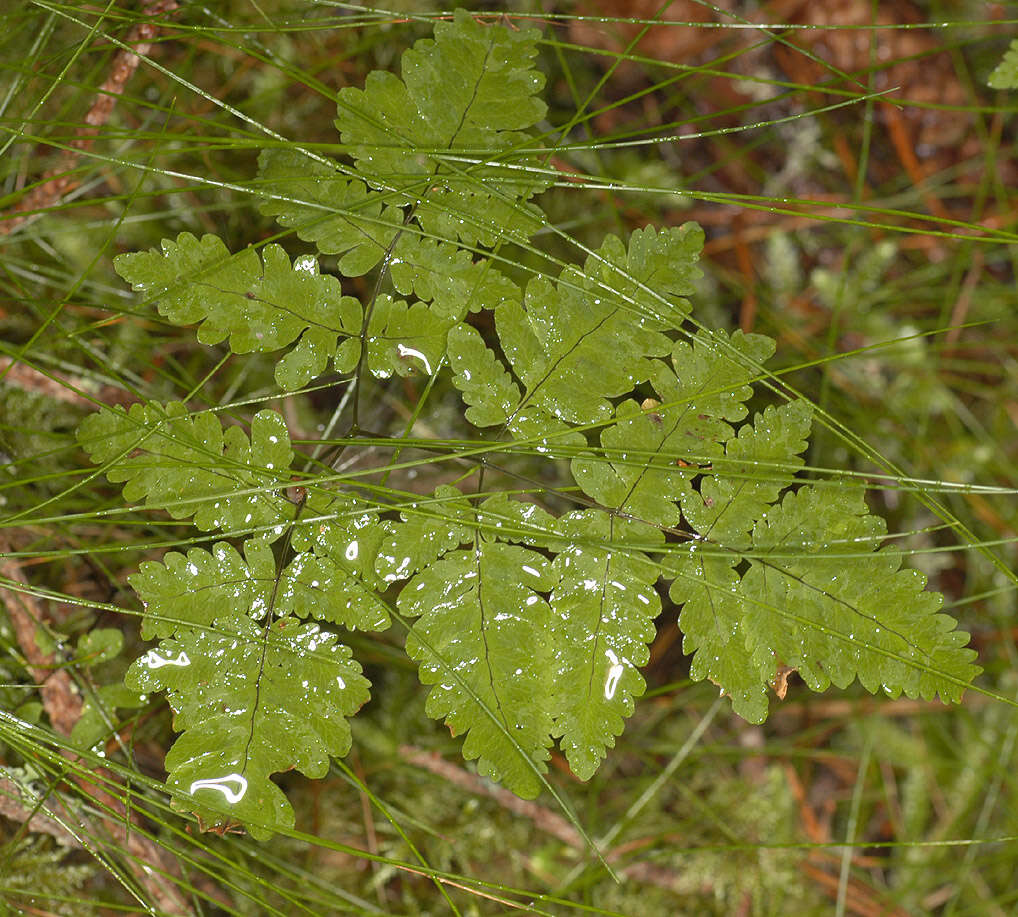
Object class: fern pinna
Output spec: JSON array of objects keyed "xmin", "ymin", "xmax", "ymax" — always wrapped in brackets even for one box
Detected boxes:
[{"xmin": 76, "ymin": 10, "xmax": 980, "ymax": 838}]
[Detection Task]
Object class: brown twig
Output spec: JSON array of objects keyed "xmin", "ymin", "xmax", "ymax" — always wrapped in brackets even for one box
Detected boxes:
[
  {"xmin": 0, "ymin": 546, "xmax": 84, "ymax": 737},
  {"xmin": 733, "ymin": 213, "xmax": 758, "ymax": 333},
  {"xmin": 0, "ymin": 775, "xmax": 82, "ymax": 848},
  {"xmin": 945, "ymin": 248, "xmax": 984, "ymax": 347},
  {"xmin": 399, "ymin": 745, "xmax": 693, "ymax": 892},
  {"xmin": 399, "ymin": 745, "xmax": 582, "ymax": 847},
  {"xmin": 879, "ymin": 99, "xmax": 950, "ymax": 223},
  {"xmin": 0, "ymin": 357, "xmax": 97, "ymax": 409},
  {"xmin": 0, "ymin": 0, "xmax": 179, "ymax": 237},
  {"xmin": 2, "ymin": 552, "xmax": 190, "ymax": 908}
]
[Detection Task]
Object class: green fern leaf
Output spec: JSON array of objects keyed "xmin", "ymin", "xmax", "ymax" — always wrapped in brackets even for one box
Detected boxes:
[
  {"xmin": 501, "ymin": 278, "xmax": 656, "ymax": 424},
  {"xmin": 76, "ymin": 402, "xmax": 295, "ymax": 534},
  {"xmin": 389, "ymin": 234, "xmax": 520, "ymax": 320},
  {"xmin": 682, "ymin": 400, "xmax": 813, "ymax": 545},
  {"xmin": 256, "ymin": 148, "xmax": 402, "ymax": 276},
  {"xmin": 549, "ymin": 511, "xmax": 661, "ymax": 779},
  {"xmin": 126, "ymin": 613, "xmax": 369, "ymax": 839},
  {"xmin": 130, "ymin": 539, "xmax": 277, "ymax": 639},
  {"xmin": 649, "ymin": 328, "xmax": 777, "ymax": 457},
  {"xmin": 376, "ymin": 236, "xmax": 521, "ymax": 378},
  {"xmin": 571, "ymin": 400, "xmax": 689, "ymax": 528},
  {"xmin": 448, "ymin": 225, "xmax": 704, "ymax": 460},
  {"xmin": 988, "ymin": 38, "xmax": 1018, "ymax": 89},
  {"xmin": 284, "ymin": 492, "xmax": 392, "ymax": 630},
  {"xmin": 113, "ymin": 234, "xmax": 362, "ymax": 391},
  {"xmin": 334, "ymin": 8, "xmax": 549, "ymax": 246},
  {"xmin": 742, "ymin": 485, "xmax": 980, "ymax": 703},
  {"xmin": 669, "ymin": 399, "xmax": 814, "ymax": 722},
  {"xmin": 670, "ymin": 465, "xmax": 980, "ymax": 723},
  {"xmin": 363, "ymin": 233, "xmax": 520, "ymax": 376},
  {"xmin": 447, "ymin": 323, "xmax": 527, "ymax": 428},
  {"xmin": 259, "ymin": 148, "xmax": 521, "ymax": 316},
  {"xmin": 365, "ymin": 294, "xmax": 449, "ymax": 379},
  {"xmin": 375, "ymin": 484, "xmax": 474, "ymax": 583},
  {"xmin": 399, "ymin": 538, "xmax": 557, "ymax": 798},
  {"xmin": 469, "ymin": 224, "xmax": 702, "ymax": 428},
  {"xmin": 585, "ymin": 224, "xmax": 703, "ymax": 321},
  {"xmin": 476, "ymin": 492, "xmax": 563, "ymax": 550},
  {"xmin": 672, "ymin": 548, "xmax": 769, "ymax": 722},
  {"xmin": 448, "ymin": 321, "xmax": 586, "ymax": 461},
  {"xmin": 572, "ymin": 329, "xmax": 775, "ymax": 527}
]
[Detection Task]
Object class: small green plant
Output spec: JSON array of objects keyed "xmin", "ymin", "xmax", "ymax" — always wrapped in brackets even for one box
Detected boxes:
[
  {"xmin": 75, "ymin": 9, "xmax": 980, "ymax": 840},
  {"xmin": 989, "ymin": 37, "xmax": 1018, "ymax": 89}
]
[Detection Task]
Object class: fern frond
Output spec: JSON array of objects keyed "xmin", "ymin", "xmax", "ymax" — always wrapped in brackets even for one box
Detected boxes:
[
  {"xmin": 77, "ymin": 10, "xmax": 983, "ymax": 838},
  {"xmin": 549, "ymin": 511, "xmax": 661, "ymax": 780},
  {"xmin": 376, "ymin": 484, "xmax": 474, "ymax": 583},
  {"xmin": 77, "ymin": 402, "xmax": 295, "ymax": 533},
  {"xmin": 335, "ymin": 8, "xmax": 549, "ymax": 246},
  {"xmin": 285, "ymin": 491, "xmax": 392, "ymax": 630},
  {"xmin": 113, "ymin": 235, "xmax": 362, "ymax": 391},
  {"xmin": 126, "ymin": 612, "xmax": 369, "ymax": 839},
  {"xmin": 682, "ymin": 400, "xmax": 813, "ymax": 545},
  {"xmin": 451, "ymin": 225, "xmax": 703, "ymax": 434},
  {"xmin": 365, "ymin": 293, "xmax": 449, "ymax": 379},
  {"xmin": 743, "ymin": 486, "xmax": 980, "ymax": 704},
  {"xmin": 389, "ymin": 234, "xmax": 520, "ymax": 320},
  {"xmin": 257, "ymin": 148, "xmax": 402, "ymax": 277},
  {"xmin": 399, "ymin": 538, "xmax": 557, "ymax": 798},
  {"xmin": 129, "ymin": 539, "xmax": 277, "ymax": 639},
  {"xmin": 988, "ymin": 38, "xmax": 1018, "ymax": 89},
  {"xmin": 569, "ymin": 325, "xmax": 777, "ymax": 530}
]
